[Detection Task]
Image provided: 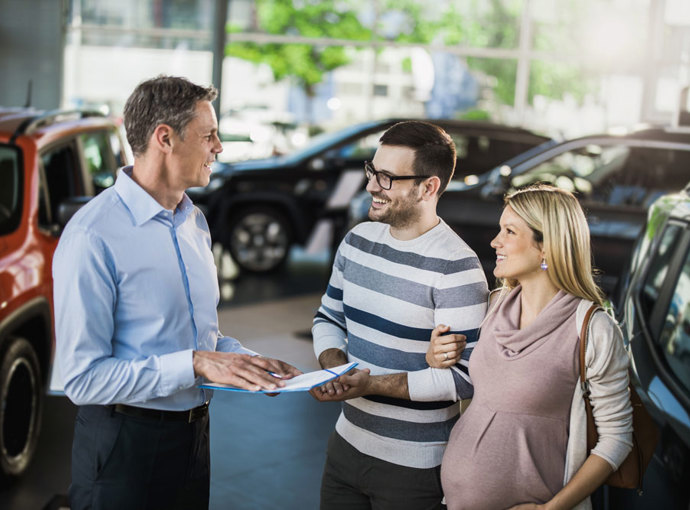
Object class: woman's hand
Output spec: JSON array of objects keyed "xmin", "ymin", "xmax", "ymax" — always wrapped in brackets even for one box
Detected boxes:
[
  {"xmin": 425, "ymin": 325, "xmax": 466, "ymax": 368},
  {"xmin": 507, "ymin": 504, "xmax": 543, "ymax": 510}
]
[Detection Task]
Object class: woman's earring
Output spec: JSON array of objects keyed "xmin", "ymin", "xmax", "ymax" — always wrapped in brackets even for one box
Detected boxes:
[{"xmin": 540, "ymin": 258, "xmax": 548, "ymax": 271}]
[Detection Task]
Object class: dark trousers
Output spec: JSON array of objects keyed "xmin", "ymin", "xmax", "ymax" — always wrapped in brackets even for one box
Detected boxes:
[
  {"xmin": 69, "ymin": 405, "xmax": 210, "ymax": 510},
  {"xmin": 321, "ymin": 432, "xmax": 445, "ymax": 510}
]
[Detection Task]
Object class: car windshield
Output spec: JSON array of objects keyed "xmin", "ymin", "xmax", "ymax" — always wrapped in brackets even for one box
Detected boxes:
[
  {"xmin": 510, "ymin": 144, "xmax": 631, "ymax": 197},
  {"xmin": 0, "ymin": 145, "xmax": 22, "ymax": 236},
  {"xmin": 510, "ymin": 141, "xmax": 690, "ymax": 208}
]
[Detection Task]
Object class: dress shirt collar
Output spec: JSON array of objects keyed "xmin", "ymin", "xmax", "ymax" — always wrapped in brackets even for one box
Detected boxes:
[{"xmin": 114, "ymin": 166, "xmax": 194, "ymax": 227}]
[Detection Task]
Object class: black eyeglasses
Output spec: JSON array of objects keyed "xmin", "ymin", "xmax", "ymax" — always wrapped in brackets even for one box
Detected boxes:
[{"xmin": 364, "ymin": 161, "xmax": 431, "ymax": 190}]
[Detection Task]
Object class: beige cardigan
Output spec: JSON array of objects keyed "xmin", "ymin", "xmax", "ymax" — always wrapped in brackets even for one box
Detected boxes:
[{"xmin": 563, "ymin": 300, "xmax": 634, "ymax": 510}]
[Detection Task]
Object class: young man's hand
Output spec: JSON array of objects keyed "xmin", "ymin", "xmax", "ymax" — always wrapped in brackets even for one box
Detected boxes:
[{"xmin": 309, "ymin": 368, "xmax": 372, "ymax": 402}]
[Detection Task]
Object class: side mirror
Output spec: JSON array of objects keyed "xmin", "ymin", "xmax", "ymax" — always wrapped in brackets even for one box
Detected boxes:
[{"xmin": 57, "ymin": 196, "xmax": 92, "ymax": 228}]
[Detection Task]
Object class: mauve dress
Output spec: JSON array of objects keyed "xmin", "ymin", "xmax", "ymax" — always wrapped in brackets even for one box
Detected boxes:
[{"xmin": 440, "ymin": 288, "xmax": 581, "ymax": 510}]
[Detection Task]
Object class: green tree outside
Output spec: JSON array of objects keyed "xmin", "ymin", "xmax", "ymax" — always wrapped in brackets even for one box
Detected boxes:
[
  {"xmin": 226, "ymin": 0, "xmax": 371, "ymax": 124},
  {"xmin": 226, "ymin": 0, "xmax": 594, "ymax": 119}
]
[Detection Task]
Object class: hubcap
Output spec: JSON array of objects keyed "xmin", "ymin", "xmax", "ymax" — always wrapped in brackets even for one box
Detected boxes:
[{"xmin": 231, "ymin": 212, "xmax": 288, "ymax": 271}]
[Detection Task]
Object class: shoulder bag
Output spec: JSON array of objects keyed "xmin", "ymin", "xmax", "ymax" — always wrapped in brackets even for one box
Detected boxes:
[{"xmin": 579, "ymin": 304, "xmax": 659, "ymax": 493}]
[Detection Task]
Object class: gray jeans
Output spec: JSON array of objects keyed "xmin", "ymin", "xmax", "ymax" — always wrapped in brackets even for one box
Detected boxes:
[{"xmin": 320, "ymin": 431, "xmax": 445, "ymax": 510}]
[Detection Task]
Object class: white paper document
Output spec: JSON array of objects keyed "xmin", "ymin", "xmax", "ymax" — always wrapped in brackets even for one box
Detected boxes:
[{"xmin": 199, "ymin": 362, "xmax": 358, "ymax": 394}]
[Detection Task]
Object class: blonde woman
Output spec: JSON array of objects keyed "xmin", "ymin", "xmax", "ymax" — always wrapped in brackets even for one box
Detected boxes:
[{"xmin": 427, "ymin": 184, "xmax": 633, "ymax": 510}]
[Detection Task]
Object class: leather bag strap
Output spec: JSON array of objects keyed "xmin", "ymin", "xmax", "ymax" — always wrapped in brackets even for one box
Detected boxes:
[
  {"xmin": 579, "ymin": 303, "xmax": 602, "ymax": 395},
  {"xmin": 580, "ymin": 303, "xmax": 603, "ymax": 454}
]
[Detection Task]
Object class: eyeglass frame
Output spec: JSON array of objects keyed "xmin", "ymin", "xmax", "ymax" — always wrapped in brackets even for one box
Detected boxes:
[{"xmin": 364, "ymin": 161, "xmax": 432, "ymax": 190}]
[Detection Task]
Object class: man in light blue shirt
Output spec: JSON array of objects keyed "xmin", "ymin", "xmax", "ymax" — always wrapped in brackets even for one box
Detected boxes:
[{"xmin": 53, "ymin": 76, "xmax": 300, "ymax": 510}]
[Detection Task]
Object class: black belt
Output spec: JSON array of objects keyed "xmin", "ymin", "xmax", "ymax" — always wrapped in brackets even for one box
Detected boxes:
[{"xmin": 112, "ymin": 402, "xmax": 209, "ymax": 423}]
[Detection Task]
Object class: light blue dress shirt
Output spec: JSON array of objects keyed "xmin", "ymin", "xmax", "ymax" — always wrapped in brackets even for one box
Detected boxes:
[{"xmin": 53, "ymin": 166, "xmax": 255, "ymax": 410}]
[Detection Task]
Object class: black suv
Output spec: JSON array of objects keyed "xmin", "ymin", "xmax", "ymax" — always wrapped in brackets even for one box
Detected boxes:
[
  {"xmin": 609, "ymin": 184, "xmax": 690, "ymax": 508},
  {"xmin": 188, "ymin": 118, "xmax": 549, "ymax": 273}
]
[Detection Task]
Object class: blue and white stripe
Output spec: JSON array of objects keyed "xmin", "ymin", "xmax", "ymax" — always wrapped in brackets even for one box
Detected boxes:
[{"xmin": 313, "ymin": 220, "xmax": 488, "ymax": 469}]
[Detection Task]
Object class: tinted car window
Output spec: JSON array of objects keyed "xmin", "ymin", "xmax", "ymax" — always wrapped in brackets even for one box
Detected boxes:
[
  {"xmin": 336, "ymin": 131, "xmax": 383, "ymax": 160},
  {"xmin": 511, "ymin": 144, "xmax": 690, "ymax": 207},
  {"xmin": 458, "ymin": 135, "xmax": 538, "ymax": 177},
  {"xmin": 0, "ymin": 146, "xmax": 22, "ymax": 235},
  {"xmin": 41, "ymin": 143, "xmax": 82, "ymax": 222},
  {"xmin": 640, "ymin": 224, "xmax": 685, "ymax": 318},
  {"xmin": 511, "ymin": 144, "xmax": 624, "ymax": 197},
  {"xmin": 80, "ymin": 131, "xmax": 116, "ymax": 192},
  {"xmin": 659, "ymin": 244, "xmax": 690, "ymax": 394}
]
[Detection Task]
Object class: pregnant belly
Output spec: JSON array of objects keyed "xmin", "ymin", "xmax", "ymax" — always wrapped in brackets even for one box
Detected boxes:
[{"xmin": 440, "ymin": 402, "xmax": 567, "ymax": 510}]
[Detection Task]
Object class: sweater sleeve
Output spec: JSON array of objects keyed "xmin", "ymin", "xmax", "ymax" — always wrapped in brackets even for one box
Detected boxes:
[
  {"xmin": 313, "ymin": 237, "xmax": 349, "ymax": 358},
  {"xmin": 408, "ymin": 255, "xmax": 488, "ymax": 402},
  {"xmin": 586, "ymin": 311, "xmax": 634, "ymax": 469}
]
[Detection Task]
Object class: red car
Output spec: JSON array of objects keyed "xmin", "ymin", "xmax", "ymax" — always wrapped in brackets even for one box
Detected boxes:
[{"xmin": 0, "ymin": 108, "xmax": 128, "ymax": 480}]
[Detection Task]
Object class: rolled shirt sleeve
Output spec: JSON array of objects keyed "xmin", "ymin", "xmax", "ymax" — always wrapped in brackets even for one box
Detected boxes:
[{"xmin": 216, "ymin": 333, "xmax": 259, "ymax": 356}]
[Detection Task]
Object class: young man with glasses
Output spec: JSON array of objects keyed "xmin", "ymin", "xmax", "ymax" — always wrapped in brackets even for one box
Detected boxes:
[{"xmin": 310, "ymin": 121, "xmax": 488, "ymax": 509}]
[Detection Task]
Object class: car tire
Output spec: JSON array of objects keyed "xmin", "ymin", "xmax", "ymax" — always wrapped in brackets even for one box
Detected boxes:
[
  {"xmin": 0, "ymin": 336, "xmax": 42, "ymax": 479},
  {"xmin": 226, "ymin": 206, "xmax": 293, "ymax": 273}
]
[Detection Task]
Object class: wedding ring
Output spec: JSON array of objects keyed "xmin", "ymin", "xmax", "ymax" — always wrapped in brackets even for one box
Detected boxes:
[{"xmin": 443, "ymin": 352, "xmax": 448, "ymax": 361}]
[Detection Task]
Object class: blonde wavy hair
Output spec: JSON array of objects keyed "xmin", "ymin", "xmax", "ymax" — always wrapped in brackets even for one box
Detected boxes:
[{"xmin": 499, "ymin": 184, "xmax": 604, "ymax": 305}]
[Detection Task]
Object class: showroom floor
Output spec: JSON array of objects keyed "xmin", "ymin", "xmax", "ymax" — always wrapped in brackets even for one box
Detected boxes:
[{"xmin": 0, "ymin": 248, "xmax": 339, "ymax": 510}]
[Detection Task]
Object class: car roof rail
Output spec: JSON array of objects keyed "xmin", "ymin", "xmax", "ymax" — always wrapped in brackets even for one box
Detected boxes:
[{"xmin": 10, "ymin": 109, "xmax": 106, "ymax": 142}]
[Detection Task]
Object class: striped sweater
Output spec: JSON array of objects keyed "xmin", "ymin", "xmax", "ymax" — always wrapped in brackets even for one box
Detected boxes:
[{"xmin": 313, "ymin": 220, "xmax": 488, "ymax": 469}]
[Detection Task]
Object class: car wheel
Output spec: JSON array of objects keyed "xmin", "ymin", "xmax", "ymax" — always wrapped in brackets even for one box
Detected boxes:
[
  {"xmin": 0, "ymin": 336, "xmax": 42, "ymax": 479},
  {"xmin": 226, "ymin": 206, "xmax": 292, "ymax": 273}
]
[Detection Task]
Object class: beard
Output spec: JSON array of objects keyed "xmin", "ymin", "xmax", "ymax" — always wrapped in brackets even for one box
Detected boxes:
[{"xmin": 367, "ymin": 188, "xmax": 423, "ymax": 229}]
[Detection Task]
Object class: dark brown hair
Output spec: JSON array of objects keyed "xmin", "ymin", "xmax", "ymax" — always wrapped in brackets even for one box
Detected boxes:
[{"xmin": 379, "ymin": 121, "xmax": 456, "ymax": 195}]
